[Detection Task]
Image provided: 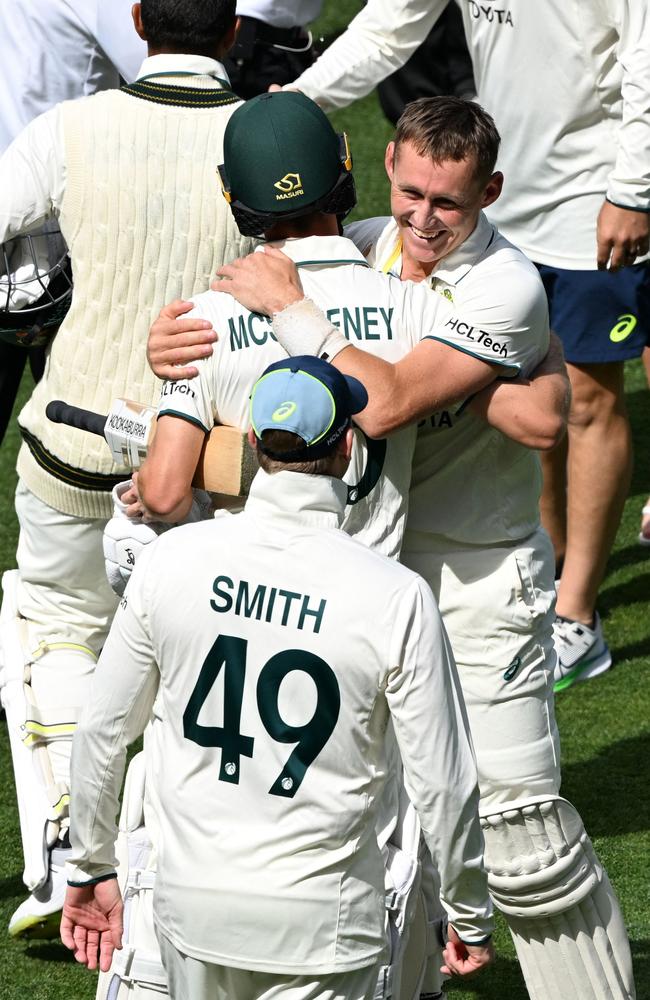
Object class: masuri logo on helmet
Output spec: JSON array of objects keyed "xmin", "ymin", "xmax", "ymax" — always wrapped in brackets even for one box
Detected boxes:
[{"xmin": 274, "ymin": 174, "xmax": 304, "ymax": 199}]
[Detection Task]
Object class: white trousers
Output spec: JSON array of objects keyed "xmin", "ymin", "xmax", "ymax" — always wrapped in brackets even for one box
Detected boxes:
[
  {"xmin": 15, "ymin": 480, "xmax": 118, "ymax": 654},
  {"xmin": 157, "ymin": 933, "xmax": 380, "ymax": 1000},
  {"xmin": 402, "ymin": 526, "xmax": 560, "ymax": 812}
]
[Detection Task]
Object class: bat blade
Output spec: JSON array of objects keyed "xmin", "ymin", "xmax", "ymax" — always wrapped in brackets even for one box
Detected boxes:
[{"xmin": 194, "ymin": 424, "xmax": 258, "ymax": 495}]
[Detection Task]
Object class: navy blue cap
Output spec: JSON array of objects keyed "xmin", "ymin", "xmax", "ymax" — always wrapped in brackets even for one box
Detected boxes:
[{"xmin": 250, "ymin": 355, "xmax": 368, "ymax": 460}]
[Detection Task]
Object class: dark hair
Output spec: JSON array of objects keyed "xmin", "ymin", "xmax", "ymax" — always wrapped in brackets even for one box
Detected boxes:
[
  {"xmin": 140, "ymin": 0, "xmax": 237, "ymax": 55},
  {"xmin": 256, "ymin": 430, "xmax": 339, "ymax": 476},
  {"xmin": 394, "ymin": 97, "xmax": 501, "ymax": 185}
]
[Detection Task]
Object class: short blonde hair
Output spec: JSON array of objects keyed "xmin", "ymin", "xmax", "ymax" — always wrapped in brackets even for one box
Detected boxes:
[{"xmin": 395, "ymin": 96, "xmax": 500, "ymax": 185}]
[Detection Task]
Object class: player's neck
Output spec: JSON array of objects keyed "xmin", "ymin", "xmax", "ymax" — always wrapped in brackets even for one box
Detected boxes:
[
  {"xmin": 145, "ymin": 44, "xmax": 225, "ymax": 61},
  {"xmin": 265, "ymin": 214, "xmax": 340, "ymax": 241},
  {"xmin": 400, "ymin": 250, "xmax": 437, "ymax": 284}
]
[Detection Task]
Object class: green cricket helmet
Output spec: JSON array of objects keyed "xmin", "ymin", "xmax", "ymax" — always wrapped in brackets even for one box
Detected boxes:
[{"xmin": 218, "ymin": 91, "xmax": 356, "ymax": 237}]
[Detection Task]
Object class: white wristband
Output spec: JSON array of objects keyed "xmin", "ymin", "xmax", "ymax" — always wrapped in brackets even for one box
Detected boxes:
[{"xmin": 271, "ymin": 298, "xmax": 349, "ymax": 361}]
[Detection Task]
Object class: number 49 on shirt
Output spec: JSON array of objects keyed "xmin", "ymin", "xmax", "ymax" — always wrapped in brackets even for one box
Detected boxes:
[{"xmin": 183, "ymin": 633, "xmax": 341, "ymax": 798}]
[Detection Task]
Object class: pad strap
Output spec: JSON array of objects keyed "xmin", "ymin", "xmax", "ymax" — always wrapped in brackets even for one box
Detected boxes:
[
  {"xmin": 112, "ymin": 945, "xmax": 168, "ymax": 989},
  {"xmin": 125, "ymin": 868, "xmax": 156, "ymax": 894},
  {"xmin": 482, "ymin": 798, "xmax": 602, "ymax": 918},
  {"xmin": 374, "ymin": 964, "xmax": 393, "ymax": 1000},
  {"xmin": 23, "ymin": 641, "xmax": 95, "ymax": 746},
  {"xmin": 22, "ymin": 702, "xmax": 80, "ymax": 746}
]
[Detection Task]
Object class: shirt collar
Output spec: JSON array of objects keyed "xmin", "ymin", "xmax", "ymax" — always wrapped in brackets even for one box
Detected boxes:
[
  {"xmin": 245, "ymin": 468, "xmax": 347, "ymax": 531},
  {"xmin": 260, "ymin": 234, "xmax": 370, "ymax": 267},
  {"xmin": 135, "ymin": 53, "xmax": 231, "ymax": 84},
  {"xmin": 379, "ymin": 211, "xmax": 497, "ymax": 287}
]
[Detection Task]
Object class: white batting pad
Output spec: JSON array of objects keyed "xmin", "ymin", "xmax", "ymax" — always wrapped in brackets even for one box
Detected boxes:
[{"xmin": 482, "ymin": 797, "xmax": 635, "ymax": 999}]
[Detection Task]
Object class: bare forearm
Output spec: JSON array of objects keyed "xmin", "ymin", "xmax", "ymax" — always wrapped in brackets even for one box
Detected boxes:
[
  {"xmin": 470, "ymin": 374, "xmax": 569, "ymax": 450},
  {"xmin": 138, "ymin": 418, "xmax": 205, "ymax": 521},
  {"xmin": 138, "ymin": 459, "xmax": 194, "ymax": 522},
  {"xmin": 470, "ymin": 332, "xmax": 570, "ymax": 450},
  {"xmin": 332, "ymin": 343, "xmax": 491, "ymax": 437}
]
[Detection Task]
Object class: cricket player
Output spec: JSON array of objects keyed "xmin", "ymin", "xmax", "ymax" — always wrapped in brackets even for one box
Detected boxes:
[
  {"xmin": 275, "ymin": 0, "xmax": 650, "ymax": 692},
  {"xmin": 190, "ymin": 98, "xmax": 635, "ymax": 999},
  {"xmin": 0, "ymin": 0, "xmax": 145, "ymax": 447},
  {"xmin": 62, "ymin": 356, "xmax": 494, "ymax": 1000},
  {"xmin": 0, "ymin": 0, "xmax": 254, "ymax": 938}
]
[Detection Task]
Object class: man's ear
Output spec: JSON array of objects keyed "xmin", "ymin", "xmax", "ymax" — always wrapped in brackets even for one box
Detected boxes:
[
  {"xmin": 219, "ymin": 16, "xmax": 241, "ymax": 58},
  {"xmin": 385, "ymin": 141, "xmax": 396, "ymax": 183},
  {"xmin": 132, "ymin": 3, "xmax": 146, "ymax": 41},
  {"xmin": 247, "ymin": 426, "xmax": 258, "ymax": 450},
  {"xmin": 340, "ymin": 426, "xmax": 355, "ymax": 462},
  {"xmin": 481, "ymin": 171, "xmax": 504, "ymax": 209}
]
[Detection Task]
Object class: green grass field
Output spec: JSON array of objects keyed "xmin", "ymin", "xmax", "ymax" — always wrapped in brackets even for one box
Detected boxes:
[{"xmin": 1, "ymin": 3, "xmax": 649, "ymax": 996}]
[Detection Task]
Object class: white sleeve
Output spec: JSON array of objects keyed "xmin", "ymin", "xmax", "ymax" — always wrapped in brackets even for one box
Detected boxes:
[
  {"xmin": 385, "ymin": 577, "xmax": 493, "ymax": 944},
  {"xmin": 67, "ymin": 548, "xmax": 160, "ymax": 883},
  {"xmin": 95, "ymin": 0, "xmax": 147, "ymax": 82},
  {"xmin": 414, "ymin": 261, "xmax": 550, "ymax": 377},
  {"xmin": 157, "ymin": 301, "xmax": 218, "ymax": 433},
  {"xmin": 605, "ymin": 0, "xmax": 650, "ymax": 209},
  {"xmin": 291, "ymin": 0, "xmax": 451, "ymax": 110},
  {"xmin": 0, "ymin": 107, "xmax": 66, "ymax": 242}
]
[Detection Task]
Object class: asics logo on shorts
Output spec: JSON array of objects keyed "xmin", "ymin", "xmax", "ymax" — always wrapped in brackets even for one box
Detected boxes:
[{"xmin": 609, "ymin": 314, "xmax": 637, "ymax": 343}]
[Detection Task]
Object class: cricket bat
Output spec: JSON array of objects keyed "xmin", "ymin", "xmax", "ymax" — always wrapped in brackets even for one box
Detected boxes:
[{"xmin": 45, "ymin": 397, "xmax": 258, "ymax": 497}]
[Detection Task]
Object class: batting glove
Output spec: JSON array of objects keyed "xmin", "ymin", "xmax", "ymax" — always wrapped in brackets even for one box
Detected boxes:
[
  {"xmin": 103, "ymin": 481, "xmax": 169, "ymax": 596},
  {"xmin": 103, "ymin": 483, "xmax": 214, "ymax": 595}
]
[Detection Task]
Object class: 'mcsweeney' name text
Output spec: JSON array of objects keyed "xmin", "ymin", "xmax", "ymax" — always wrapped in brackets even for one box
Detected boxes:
[
  {"xmin": 229, "ymin": 306, "xmax": 394, "ymax": 352},
  {"xmin": 211, "ymin": 575, "xmax": 327, "ymax": 634}
]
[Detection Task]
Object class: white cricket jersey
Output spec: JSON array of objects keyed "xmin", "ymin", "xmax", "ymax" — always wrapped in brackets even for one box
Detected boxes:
[
  {"xmin": 346, "ymin": 214, "xmax": 549, "ymax": 544},
  {"xmin": 157, "ymin": 234, "xmax": 450, "ymax": 560},
  {"xmin": 293, "ymin": 0, "xmax": 650, "ymax": 269},
  {"xmin": 68, "ymin": 471, "xmax": 492, "ymax": 971},
  {"xmin": 0, "ymin": 0, "xmax": 144, "ymax": 153}
]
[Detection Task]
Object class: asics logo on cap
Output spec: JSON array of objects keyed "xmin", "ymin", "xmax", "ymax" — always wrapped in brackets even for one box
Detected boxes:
[
  {"xmin": 274, "ymin": 173, "xmax": 304, "ymax": 200},
  {"xmin": 272, "ymin": 401, "xmax": 297, "ymax": 422}
]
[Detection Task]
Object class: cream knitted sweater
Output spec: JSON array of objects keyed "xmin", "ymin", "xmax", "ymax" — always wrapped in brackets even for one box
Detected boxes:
[{"xmin": 18, "ymin": 78, "xmax": 253, "ymax": 518}]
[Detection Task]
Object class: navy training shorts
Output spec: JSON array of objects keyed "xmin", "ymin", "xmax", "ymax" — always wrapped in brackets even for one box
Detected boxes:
[{"xmin": 536, "ymin": 261, "xmax": 650, "ymax": 364}]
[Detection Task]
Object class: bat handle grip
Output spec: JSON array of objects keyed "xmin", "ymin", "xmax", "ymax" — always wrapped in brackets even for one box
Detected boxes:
[{"xmin": 45, "ymin": 400, "xmax": 107, "ymax": 437}]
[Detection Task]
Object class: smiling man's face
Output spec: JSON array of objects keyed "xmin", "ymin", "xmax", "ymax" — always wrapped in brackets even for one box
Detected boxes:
[{"xmin": 385, "ymin": 139, "xmax": 502, "ymax": 275}]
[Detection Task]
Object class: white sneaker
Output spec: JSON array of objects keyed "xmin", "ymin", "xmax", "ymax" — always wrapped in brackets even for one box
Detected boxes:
[
  {"xmin": 8, "ymin": 848, "xmax": 69, "ymax": 939},
  {"xmin": 553, "ymin": 612, "xmax": 612, "ymax": 692},
  {"xmin": 639, "ymin": 504, "xmax": 650, "ymax": 547}
]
